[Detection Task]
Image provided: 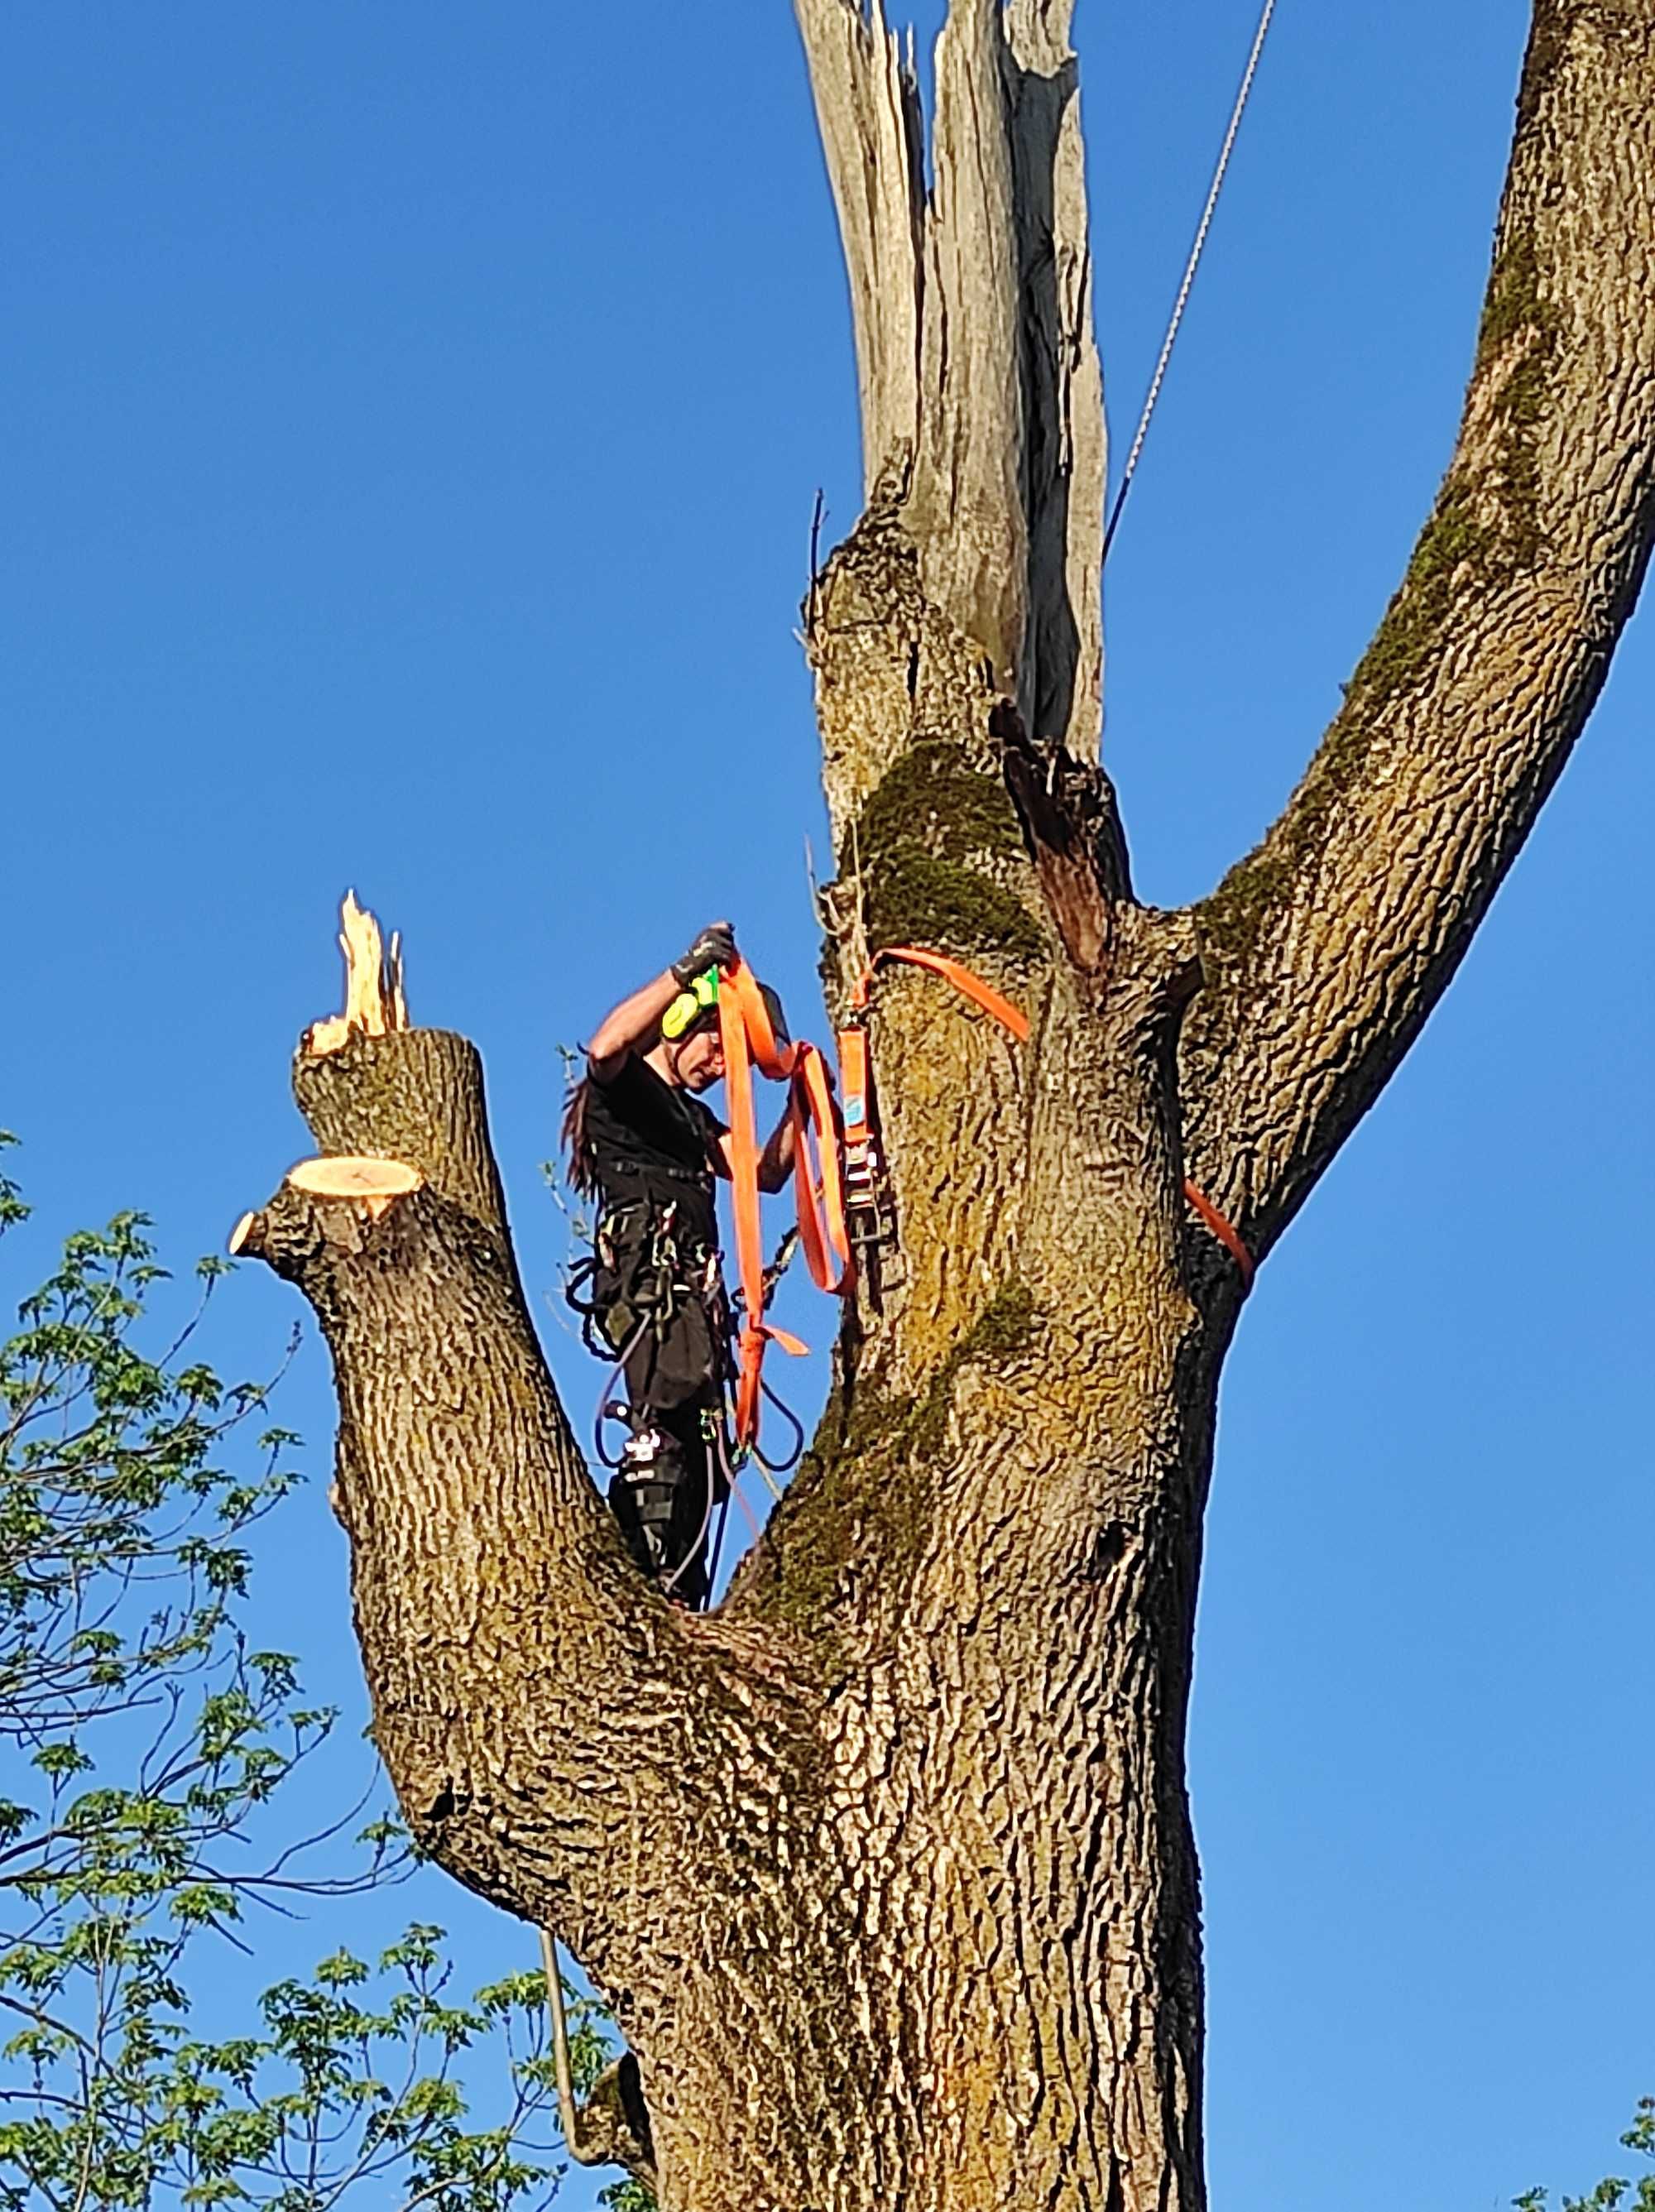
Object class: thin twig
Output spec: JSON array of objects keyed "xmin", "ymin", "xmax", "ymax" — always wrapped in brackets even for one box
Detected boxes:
[
  {"xmin": 806, "ymin": 487, "xmax": 826, "ymax": 640},
  {"xmin": 539, "ymin": 1927, "xmax": 585, "ymax": 2159}
]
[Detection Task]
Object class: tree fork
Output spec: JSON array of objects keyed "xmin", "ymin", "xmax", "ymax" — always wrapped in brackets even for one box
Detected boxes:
[{"xmin": 241, "ymin": 0, "xmax": 1655, "ymax": 2200}]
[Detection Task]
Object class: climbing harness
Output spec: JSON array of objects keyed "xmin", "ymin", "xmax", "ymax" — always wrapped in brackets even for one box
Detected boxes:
[
  {"xmin": 564, "ymin": 1192, "xmax": 737, "ymax": 1598},
  {"xmin": 1102, "ymin": 0, "xmax": 1278, "ymax": 564}
]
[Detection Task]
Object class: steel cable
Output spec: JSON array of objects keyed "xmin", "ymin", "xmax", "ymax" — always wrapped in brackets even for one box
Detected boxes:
[{"xmin": 1103, "ymin": 0, "xmax": 1278, "ymax": 564}]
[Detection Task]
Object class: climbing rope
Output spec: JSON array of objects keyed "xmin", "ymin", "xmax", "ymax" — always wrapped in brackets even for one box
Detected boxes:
[{"xmin": 1102, "ymin": 0, "xmax": 1278, "ymax": 563}]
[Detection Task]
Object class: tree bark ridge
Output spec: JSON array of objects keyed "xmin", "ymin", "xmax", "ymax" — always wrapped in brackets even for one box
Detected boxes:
[{"xmin": 245, "ymin": 1034, "xmax": 837, "ymax": 2096}]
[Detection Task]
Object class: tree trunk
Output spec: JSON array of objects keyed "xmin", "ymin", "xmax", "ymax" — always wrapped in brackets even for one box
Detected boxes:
[{"xmin": 240, "ymin": 3, "xmax": 1655, "ymax": 2206}]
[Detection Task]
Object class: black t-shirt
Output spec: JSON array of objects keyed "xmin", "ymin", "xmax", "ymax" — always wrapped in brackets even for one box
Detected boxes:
[{"xmin": 583, "ymin": 1052, "xmax": 726, "ymax": 1254}]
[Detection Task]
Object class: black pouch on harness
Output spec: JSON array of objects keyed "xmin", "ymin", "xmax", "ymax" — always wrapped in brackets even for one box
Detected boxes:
[
  {"xmin": 605, "ymin": 1267, "xmax": 719, "ymax": 1415},
  {"xmin": 583, "ymin": 1197, "xmax": 722, "ymax": 1412}
]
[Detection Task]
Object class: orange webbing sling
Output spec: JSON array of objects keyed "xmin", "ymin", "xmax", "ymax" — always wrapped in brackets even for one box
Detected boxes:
[
  {"xmin": 1182, "ymin": 1179, "xmax": 1254, "ymax": 1290},
  {"xmin": 837, "ymin": 1020, "xmax": 874, "ymax": 1159},
  {"xmin": 719, "ymin": 948, "xmax": 1031, "ymax": 1448},
  {"xmin": 847, "ymin": 946, "xmax": 1031, "ymax": 1040},
  {"xmin": 851, "ymin": 952, "xmax": 1250, "ymax": 1286},
  {"xmin": 717, "ymin": 960, "xmax": 850, "ymax": 1449},
  {"xmin": 837, "ymin": 947, "xmax": 1029, "ymax": 1187},
  {"xmin": 837, "ymin": 945, "xmax": 1029, "ymax": 1266}
]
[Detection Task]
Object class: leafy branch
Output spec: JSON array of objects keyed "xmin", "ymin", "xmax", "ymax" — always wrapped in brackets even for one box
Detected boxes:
[
  {"xmin": 1514, "ymin": 2101, "xmax": 1655, "ymax": 2212},
  {"xmin": 0, "ymin": 1136, "xmax": 642, "ymax": 2210}
]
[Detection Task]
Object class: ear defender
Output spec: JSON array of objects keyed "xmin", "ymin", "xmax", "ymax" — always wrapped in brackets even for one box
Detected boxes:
[{"xmin": 660, "ymin": 966, "xmax": 721, "ymax": 1043}]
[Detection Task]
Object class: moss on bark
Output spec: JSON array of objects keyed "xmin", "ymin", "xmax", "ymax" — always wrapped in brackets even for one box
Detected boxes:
[
  {"xmin": 841, "ymin": 741, "xmax": 1044, "ymax": 965},
  {"xmin": 852, "ymin": 740, "xmax": 1025, "ymax": 868},
  {"xmin": 744, "ymin": 1280, "xmax": 1040, "ymax": 1658},
  {"xmin": 1198, "ymin": 180, "xmax": 1561, "ymax": 975},
  {"xmin": 863, "ymin": 851, "xmax": 1046, "ymax": 963}
]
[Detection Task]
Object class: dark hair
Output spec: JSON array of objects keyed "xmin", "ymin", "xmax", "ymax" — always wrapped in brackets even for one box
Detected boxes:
[{"xmin": 561, "ymin": 1075, "xmax": 597, "ymax": 1196}]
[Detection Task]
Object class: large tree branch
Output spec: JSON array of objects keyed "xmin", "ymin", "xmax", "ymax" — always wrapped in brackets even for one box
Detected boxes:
[
  {"xmin": 235, "ymin": 909, "xmax": 822, "ymax": 2045},
  {"xmin": 1179, "ymin": 0, "xmax": 1655, "ymax": 1262}
]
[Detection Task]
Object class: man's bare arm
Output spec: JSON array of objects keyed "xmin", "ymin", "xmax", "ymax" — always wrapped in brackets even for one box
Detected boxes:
[
  {"xmin": 587, "ymin": 971, "xmax": 680, "ymax": 1081},
  {"xmin": 587, "ymin": 922, "xmax": 736, "ymax": 1080},
  {"xmin": 758, "ymin": 1110, "xmax": 798, "ymax": 1194}
]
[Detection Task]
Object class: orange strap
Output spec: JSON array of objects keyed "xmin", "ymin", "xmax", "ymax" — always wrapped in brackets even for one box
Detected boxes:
[
  {"xmin": 717, "ymin": 962, "xmax": 846, "ymax": 1447},
  {"xmin": 720, "ymin": 960, "xmax": 850, "ymax": 1290},
  {"xmin": 719, "ymin": 949, "xmax": 1028, "ymax": 1445},
  {"xmin": 789, "ymin": 1044, "xmax": 851, "ymax": 1297},
  {"xmin": 851, "ymin": 946, "xmax": 1030, "ymax": 1042},
  {"xmin": 837, "ymin": 1023, "xmax": 871, "ymax": 1149},
  {"xmin": 1183, "ymin": 1178, "xmax": 1254, "ymax": 1291},
  {"xmin": 717, "ymin": 967, "xmax": 776, "ymax": 1448},
  {"xmin": 854, "ymin": 957, "xmax": 1242, "ymax": 1294},
  {"xmin": 722, "ymin": 957, "xmax": 794, "ymax": 1082}
]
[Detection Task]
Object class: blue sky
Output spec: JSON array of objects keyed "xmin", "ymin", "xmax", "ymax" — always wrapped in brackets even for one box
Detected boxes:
[{"xmin": 3, "ymin": 3, "xmax": 1650, "ymax": 2206}]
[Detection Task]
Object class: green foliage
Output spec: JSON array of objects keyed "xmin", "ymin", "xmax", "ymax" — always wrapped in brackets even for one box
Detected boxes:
[
  {"xmin": 1514, "ymin": 2099, "xmax": 1655, "ymax": 2212},
  {"xmin": 0, "ymin": 1931, "xmax": 593, "ymax": 2212},
  {"xmin": 597, "ymin": 2185, "xmax": 655, "ymax": 2212},
  {"xmin": 0, "ymin": 1138, "xmax": 631, "ymax": 2210}
]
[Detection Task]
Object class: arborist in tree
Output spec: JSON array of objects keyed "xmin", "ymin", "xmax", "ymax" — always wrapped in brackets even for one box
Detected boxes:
[{"xmin": 563, "ymin": 922, "xmax": 795, "ymax": 1608}]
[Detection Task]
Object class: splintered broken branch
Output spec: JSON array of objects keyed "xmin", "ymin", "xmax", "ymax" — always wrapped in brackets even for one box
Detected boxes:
[
  {"xmin": 282, "ymin": 893, "xmax": 514, "ymax": 1240},
  {"xmin": 225, "ymin": 891, "xmax": 489, "ymax": 1261},
  {"xmin": 305, "ymin": 890, "xmax": 408, "ymax": 1057}
]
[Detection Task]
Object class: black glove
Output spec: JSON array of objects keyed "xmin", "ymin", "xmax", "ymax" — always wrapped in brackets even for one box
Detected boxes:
[{"xmin": 672, "ymin": 922, "xmax": 736, "ymax": 987}]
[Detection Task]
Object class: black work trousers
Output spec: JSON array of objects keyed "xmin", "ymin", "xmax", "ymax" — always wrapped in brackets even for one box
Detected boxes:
[
  {"xmin": 606, "ymin": 1394, "xmax": 724, "ymax": 1610},
  {"xmin": 594, "ymin": 1226, "xmax": 729, "ymax": 1607}
]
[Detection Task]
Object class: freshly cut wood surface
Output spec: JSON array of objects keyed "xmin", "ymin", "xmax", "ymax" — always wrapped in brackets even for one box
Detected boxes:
[{"xmin": 286, "ymin": 1156, "xmax": 424, "ymax": 1200}]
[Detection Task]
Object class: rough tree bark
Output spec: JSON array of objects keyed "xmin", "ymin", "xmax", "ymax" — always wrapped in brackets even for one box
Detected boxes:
[{"xmin": 239, "ymin": 6, "xmax": 1655, "ymax": 2207}]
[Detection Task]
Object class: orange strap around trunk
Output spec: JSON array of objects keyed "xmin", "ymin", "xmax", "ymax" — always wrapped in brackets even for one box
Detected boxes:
[
  {"xmin": 850, "ymin": 946, "xmax": 1030, "ymax": 1042},
  {"xmin": 720, "ymin": 949, "xmax": 1029, "ymax": 1447},
  {"xmin": 1182, "ymin": 1179, "xmax": 1254, "ymax": 1291},
  {"xmin": 852, "ymin": 952, "xmax": 1248, "ymax": 1287}
]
